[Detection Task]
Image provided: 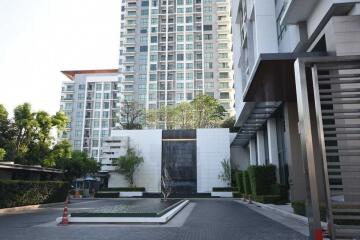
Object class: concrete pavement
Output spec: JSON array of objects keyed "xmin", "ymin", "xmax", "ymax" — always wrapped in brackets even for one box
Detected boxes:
[{"xmin": 0, "ymin": 199, "xmax": 307, "ymax": 240}]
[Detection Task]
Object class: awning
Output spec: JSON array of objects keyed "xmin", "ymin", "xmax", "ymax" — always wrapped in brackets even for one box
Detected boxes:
[
  {"xmin": 231, "ymin": 102, "xmax": 281, "ymax": 147},
  {"xmin": 242, "ymin": 53, "xmax": 298, "ymax": 102}
]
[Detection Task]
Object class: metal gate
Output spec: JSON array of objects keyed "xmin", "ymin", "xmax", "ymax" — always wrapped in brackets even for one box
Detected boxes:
[{"xmin": 295, "ymin": 56, "xmax": 360, "ymax": 240}]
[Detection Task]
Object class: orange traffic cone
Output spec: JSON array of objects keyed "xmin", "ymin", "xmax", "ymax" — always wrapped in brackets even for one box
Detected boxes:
[{"xmin": 60, "ymin": 206, "xmax": 69, "ymax": 225}]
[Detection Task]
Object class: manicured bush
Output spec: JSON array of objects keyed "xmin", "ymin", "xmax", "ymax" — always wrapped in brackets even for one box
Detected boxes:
[
  {"xmin": 291, "ymin": 201, "xmax": 326, "ymax": 221},
  {"xmin": 0, "ymin": 180, "xmax": 69, "ymax": 208},
  {"xmin": 271, "ymin": 184, "xmax": 289, "ymax": 202},
  {"xmin": 254, "ymin": 195, "xmax": 282, "ymax": 204},
  {"xmin": 100, "ymin": 187, "xmax": 145, "ymax": 192},
  {"xmin": 242, "ymin": 170, "xmax": 252, "ymax": 195},
  {"xmin": 248, "ymin": 165, "xmax": 276, "ymax": 196},
  {"xmin": 212, "ymin": 187, "xmax": 237, "ymax": 192},
  {"xmin": 235, "ymin": 171, "xmax": 244, "ymax": 194},
  {"xmin": 94, "ymin": 192, "xmax": 119, "ymax": 198}
]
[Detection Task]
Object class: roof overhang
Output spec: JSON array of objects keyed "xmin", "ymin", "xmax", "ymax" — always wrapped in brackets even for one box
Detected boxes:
[
  {"xmin": 0, "ymin": 163, "xmax": 63, "ymax": 174},
  {"xmin": 231, "ymin": 102, "xmax": 281, "ymax": 147},
  {"xmin": 61, "ymin": 69, "xmax": 119, "ymax": 80},
  {"xmin": 243, "ymin": 52, "xmax": 327, "ymax": 102}
]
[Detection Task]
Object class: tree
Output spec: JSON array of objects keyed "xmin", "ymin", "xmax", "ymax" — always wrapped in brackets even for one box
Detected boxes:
[
  {"xmin": 161, "ymin": 162, "xmax": 172, "ymax": 201},
  {"xmin": 55, "ymin": 150, "xmax": 100, "ymax": 181},
  {"xmin": 0, "ymin": 148, "xmax": 6, "ymax": 161},
  {"xmin": 0, "ymin": 103, "xmax": 68, "ymax": 165},
  {"xmin": 191, "ymin": 94, "xmax": 226, "ymax": 128},
  {"xmin": 0, "ymin": 104, "xmax": 15, "ymax": 161},
  {"xmin": 174, "ymin": 102, "xmax": 194, "ymax": 129},
  {"xmin": 113, "ymin": 148, "xmax": 144, "ymax": 186},
  {"xmin": 119, "ymin": 101, "xmax": 144, "ymax": 129},
  {"xmin": 43, "ymin": 140, "xmax": 72, "ymax": 167},
  {"xmin": 218, "ymin": 159, "xmax": 232, "ymax": 186}
]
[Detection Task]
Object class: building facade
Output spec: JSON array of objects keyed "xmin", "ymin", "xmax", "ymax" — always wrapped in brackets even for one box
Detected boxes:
[
  {"xmin": 118, "ymin": 0, "xmax": 235, "ymax": 119},
  {"xmin": 231, "ymin": 0, "xmax": 360, "ymax": 238},
  {"xmin": 59, "ymin": 70, "xmax": 120, "ymax": 162}
]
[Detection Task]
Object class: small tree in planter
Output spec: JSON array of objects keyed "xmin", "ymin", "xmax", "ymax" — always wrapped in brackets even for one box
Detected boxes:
[
  {"xmin": 218, "ymin": 159, "xmax": 231, "ymax": 187},
  {"xmin": 161, "ymin": 162, "xmax": 172, "ymax": 201},
  {"xmin": 114, "ymin": 148, "xmax": 144, "ymax": 187}
]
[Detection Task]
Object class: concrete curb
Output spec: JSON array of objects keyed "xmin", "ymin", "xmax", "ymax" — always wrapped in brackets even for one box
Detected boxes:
[
  {"xmin": 0, "ymin": 202, "xmax": 65, "ymax": 214},
  {"xmin": 235, "ymin": 199, "xmax": 327, "ymax": 228}
]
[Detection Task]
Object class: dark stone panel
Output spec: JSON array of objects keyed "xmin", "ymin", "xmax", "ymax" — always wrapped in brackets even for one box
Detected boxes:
[
  {"xmin": 162, "ymin": 129, "xmax": 196, "ymax": 139},
  {"xmin": 162, "ymin": 130, "xmax": 197, "ymax": 194}
]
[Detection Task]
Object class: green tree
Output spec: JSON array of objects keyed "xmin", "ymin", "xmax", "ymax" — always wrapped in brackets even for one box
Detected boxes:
[
  {"xmin": 55, "ymin": 150, "xmax": 100, "ymax": 181},
  {"xmin": 113, "ymin": 148, "xmax": 144, "ymax": 186},
  {"xmin": 0, "ymin": 104, "xmax": 15, "ymax": 161},
  {"xmin": 191, "ymin": 94, "xmax": 226, "ymax": 128},
  {"xmin": 0, "ymin": 148, "xmax": 6, "ymax": 161},
  {"xmin": 43, "ymin": 140, "xmax": 72, "ymax": 167},
  {"xmin": 174, "ymin": 102, "xmax": 193, "ymax": 129}
]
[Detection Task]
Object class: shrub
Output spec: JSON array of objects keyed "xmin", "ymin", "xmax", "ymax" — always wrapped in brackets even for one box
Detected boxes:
[
  {"xmin": 248, "ymin": 165, "xmax": 276, "ymax": 196},
  {"xmin": 100, "ymin": 187, "xmax": 145, "ymax": 192},
  {"xmin": 291, "ymin": 201, "xmax": 326, "ymax": 221},
  {"xmin": 271, "ymin": 184, "xmax": 289, "ymax": 202},
  {"xmin": 254, "ymin": 195, "xmax": 282, "ymax": 204},
  {"xmin": 242, "ymin": 170, "xmax": 252, "ymax": 195},
  {"xmin": 235, "ymin": 171, "xmax": 244, "ymax": 194},
  {"xmin": 0, "ymin": 180, "xmax": 69, "ymax": 208}
]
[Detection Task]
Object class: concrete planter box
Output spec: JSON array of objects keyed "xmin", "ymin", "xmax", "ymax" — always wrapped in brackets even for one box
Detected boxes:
[
  {"xmin": 119, "ymin": 191, "xmax": 143, "ymax": 197},
  {"xmin": 211, "ymin": 192, "xmax": 233, "ymax": 198}
]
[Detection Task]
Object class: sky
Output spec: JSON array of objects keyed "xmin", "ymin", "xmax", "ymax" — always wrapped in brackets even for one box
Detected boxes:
[{"xmin": 0, "ymin": 0, "xmax": 120, "ymax": 116}]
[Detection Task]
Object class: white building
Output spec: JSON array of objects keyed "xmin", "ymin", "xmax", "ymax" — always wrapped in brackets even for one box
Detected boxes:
[
  {"xmin": 118, "ymin": 0, "xmax": 235, "ymax": 119},
  {"xmin": 59, "ymin": 69, "xmax": 120, "ymax": 162},
  {"xmin": 101, "ymin": 128, "xmax": 231, "ymax": 193}
]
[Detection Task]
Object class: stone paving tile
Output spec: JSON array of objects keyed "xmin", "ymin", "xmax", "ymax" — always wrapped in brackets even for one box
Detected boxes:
[{"xmin": 0, "ymin": 199, "xmax": 307, "ymax": 240}]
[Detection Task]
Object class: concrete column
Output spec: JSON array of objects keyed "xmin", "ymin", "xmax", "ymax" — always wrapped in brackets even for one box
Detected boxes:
[
  {"xmin": 267, "ymin": 118, "xmax": 280, "ymax": 181},
  {"xmin": 256, "ymin": 130, "xmax": 266, "ymax": 165},
  {"xmin": 249, "ymin": 138, "xmax": 257, "ymax": 166}
]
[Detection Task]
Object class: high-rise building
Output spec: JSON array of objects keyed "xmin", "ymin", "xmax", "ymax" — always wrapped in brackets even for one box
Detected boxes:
[
  {"xmin": 59, "ymin": 69, "xmax": 120, "ymax": 161},
  {"xmin": 118, "ymin": 0, "xmax": 235, "ymax": 119}
]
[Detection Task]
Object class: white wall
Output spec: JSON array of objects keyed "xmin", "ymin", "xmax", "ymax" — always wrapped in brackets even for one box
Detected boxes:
[
  {"xmin": 108, "ymin": 130, "xmax": 162, "ymax": 192},
  {"xmin": 197, "ymin": 128, "xmax": 230, "ymax": 192}
]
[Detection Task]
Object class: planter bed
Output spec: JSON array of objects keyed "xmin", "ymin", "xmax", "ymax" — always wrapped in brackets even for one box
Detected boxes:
[{"xmin": 56, "ymin": 199, "xmax": 189, "ymax": 224}]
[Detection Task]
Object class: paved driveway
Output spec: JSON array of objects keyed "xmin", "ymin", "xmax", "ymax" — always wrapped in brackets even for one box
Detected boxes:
[{"xmin": 0, "ymin": 199, "xmax": 306, "ymax": 240}]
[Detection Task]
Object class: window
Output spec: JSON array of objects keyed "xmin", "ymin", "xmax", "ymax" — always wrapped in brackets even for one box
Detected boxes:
[
  {"xmin": 205, "ymin": 62, "xmax": 213, "ymax": 69},
  {"xmin": 177, "ymin": 16, "xmax": 184, "ymax": 23},
  {"xmin": 104, "ymin": 83, "xmax": 111, "ymax": 91},
  {"xmin": 151, "ymin": 36, "xmax": 157, "ymax": 43},
  {"xmin": 177, "ymin": 54, "xmax": 184, "ymax": 61},
  {"xmin": 96, "ymin": 84, "xmax": 102, "ymax": 91},
  {"xmin": 220, "ymin": 92, "xmax": 230, "ymax": 99},
  {"xmin": 219, "ymin": 72, "xmax": 229, "ymax": 78},
  {"xmin": 177, "ymin": 35, "xmax": 184, "ymax": 42},
  {"xmin": 140, "ymin": 46, "xmax": 148, "ymax": 52},
  {"xmin": 203, "ymin": 25, "xmax": 212, "ymax": 31},
  {"xmin": 176, "ymin": 83, "xmax": 184, "ymax": 89},
  {"xmin": 204, "ymin": 72, "xmax": 213, "ymax": 79},
  {"xmin": 219, "ymin": 82, "xmax": 229, "ymax": 89},
  {"xmin": 204, "ymin": 43, "xmax": 213, "ymax": 50},
  {"xmin": 204, "ymin": 34, "xmax": 212, "ymax": 40},
  {"xmin": 204, "ymin": 53, "xmax": 213, "ymax": 59},
  {"xmin": 186, "ymin": 16, "xmax": 193, "ymax": 23}
]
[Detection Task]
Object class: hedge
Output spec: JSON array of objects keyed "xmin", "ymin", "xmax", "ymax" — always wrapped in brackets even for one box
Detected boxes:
[
  {"xmin": 0, "ymin": 180, "xmax": 69, "ymax": 209},
  {"xmin": 248, "ymin": 165, "xmax": 276, "ymax": 196},
  {"xmin": 212, "ymin": 187, "xmax": 237, "ymax": 192},
  {"xmin": 242, "ymin": 170, "xmax": 252, "ymax": 195},
  {"xmin": 254, "ymin": 195, "xmax": 282, "ymax": 204},
  {"xmin": 291, "ymin": 201, "xmax": 326, "ymax": 221},
  {"xmin": 94, "ymin": 192, "xmax": 119, "ymax": 198},
  {"xmin": 100, "ymin": 187, "xmax": 145, "ymax": 192},
  {"xmin": 235, "ymin": 171, "xmax": 244, "ymax": 194}
]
